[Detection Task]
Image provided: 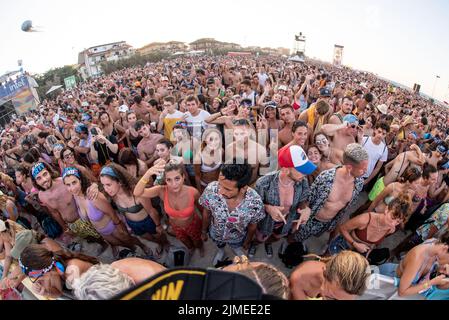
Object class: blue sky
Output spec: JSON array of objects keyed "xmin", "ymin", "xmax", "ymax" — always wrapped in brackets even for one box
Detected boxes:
[{"xmin": 1, "ymin": 0, "xmax": 448, "ymax": 101}]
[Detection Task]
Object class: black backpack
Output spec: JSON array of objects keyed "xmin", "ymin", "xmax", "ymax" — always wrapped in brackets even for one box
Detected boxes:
[{"xmin": 279, "ymin": 242, "xmax": 307, "ymax": 269}]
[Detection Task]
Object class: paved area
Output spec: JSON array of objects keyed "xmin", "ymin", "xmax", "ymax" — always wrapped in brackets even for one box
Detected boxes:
[{"xmin": 71, "ymin": 191, "xmax": 410, "ymax": 279}]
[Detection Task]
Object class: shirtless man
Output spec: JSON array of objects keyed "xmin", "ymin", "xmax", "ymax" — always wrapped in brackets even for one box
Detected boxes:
[
  {"xmin": 288, "ymin": 144, "xmax": 368, "ymax": 246},
  {"xmin": 135, "ymin": 120, "xmax": 164, "ymax": 167},
  {"xmin": 131, "ymin": 95, "xmax": 151, "ymax": 121},
  {"xmin": 30, "ymin": 162, "xmax": 99, "ymax": 237},
  {"xmin": 328, "ymin": 96, "xmax": 354, "ymax": 125},
  {"xmin": 104, "ymin": 95, "xmax": 120, "ymax": 122},
  {"xmin": 355, "ymin": 93, "xmax": 374, "ymax": 113},
  {"xmin": 321, "ymin": 114, "xmax": 363, "ymax": 151},
  {"xmin": 278, "ymin": 105, "xmax": 297, "ymax": 147},
  {"xmin": 225, "ymin": 119, "xmax": 270, "ymax": 185},
  {"xmin": 383, "ymin": 144, "xmax": 425, "ymax": 186}
]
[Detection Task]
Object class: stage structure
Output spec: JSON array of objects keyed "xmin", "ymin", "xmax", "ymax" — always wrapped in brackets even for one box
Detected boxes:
[
  {"xmin": 291, "ymin": 32, "xmax": 306, "ymax": 62},
  {"xmin": 333, "ymin": 45, "xmax": 344, "ymax": 66}
]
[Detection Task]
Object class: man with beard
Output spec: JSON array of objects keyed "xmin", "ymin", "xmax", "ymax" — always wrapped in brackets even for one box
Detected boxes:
[
  {"xmin": 31, "ymin": 162, "xmax": 102, "ymax": 242},
  {"xmin": 322, "ymin": 114, "xmax": 364, "ymax": 151},
  {"xmin": 135, "ymin": 120, "xmax": 164, "ymax": 167},
  {"xmin": 278, "ymin": 105, "xmax": 297, "ymax": 147},
  {"xmin": 288, "ymin": 144, "xmax": 368, "ymax": 249},
  {"xmin": 199, "ymin": 162, "xmax": 265, "ymax": 266},
  {"xmin": 248, "ymin": 145, "xmax": 315, "ymax": 258},
  {"xmin": 328, "ymin": 96, "xmax": 354, "ymax": 125}
]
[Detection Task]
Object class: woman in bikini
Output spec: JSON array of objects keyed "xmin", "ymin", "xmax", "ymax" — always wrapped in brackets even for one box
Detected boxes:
[
  {"xmin": 368, "ymin": 167, "xmax": 422, "ymax": 214},
  {"xmin": 329, "ymin": 193, "xmax": 411, "ymax": 260},
  {"xmin": 124, "ymin": 111, "xmax": 142, "ymax": 153},
  {"xmin": 99, "ymin": 164, "xmax": 167, "ymax": 257},
  {"xmin": 194, "ymin": 128, "xmax": 223, "ymax": 193},
  {"xmin": 134, "ymin": 161, "xmax": 204, "ymax": 256},
  {"xmin": 378, "ymin": 232, "xmax": 449, "ymax": 298},
  {"xmin": 62, "ymin": 167, "xmax": 147, "ymax": 257}
]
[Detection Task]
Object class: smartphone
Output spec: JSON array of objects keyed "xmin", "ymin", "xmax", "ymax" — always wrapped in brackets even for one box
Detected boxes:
[{"xmin": 90, "ymin": 128, "xmax": 98, "ymax": 136}]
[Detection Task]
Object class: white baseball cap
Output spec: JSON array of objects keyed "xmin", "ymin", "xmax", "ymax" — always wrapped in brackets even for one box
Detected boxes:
[
  {"xmin": 119, "ymin": 105, "xmax": 129, "ymax": 113},
  {"xmin": 0, "ymin": 220, "xmax": 6, "ymax": 233}
]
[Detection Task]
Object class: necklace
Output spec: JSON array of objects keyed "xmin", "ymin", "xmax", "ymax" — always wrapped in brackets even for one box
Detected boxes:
[{"xmin": 279, "ymin": 174, "xmax": 294, "ymax": 187}]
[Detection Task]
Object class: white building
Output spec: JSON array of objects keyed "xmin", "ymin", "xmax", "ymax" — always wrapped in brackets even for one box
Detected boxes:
[{"xmin": 78, "ymin": 41, "xmax": 134, "ymax": 78}]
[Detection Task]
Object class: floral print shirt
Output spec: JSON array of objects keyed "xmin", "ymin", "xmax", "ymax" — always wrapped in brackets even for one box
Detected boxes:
[{"xmin": 199, "ymin": 181, "xmax": 265, "ymax": 244}]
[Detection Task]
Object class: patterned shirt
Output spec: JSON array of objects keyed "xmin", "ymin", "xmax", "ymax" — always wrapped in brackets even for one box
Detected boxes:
[
  {"xmin": 308, "ymin": 166, "xmax": 364, "ymax": 228},
  {"xmin": 199, "ymin": 181, "xmax": 265, "ymax": 244},
  {"xmin": 255, "ymin": 171, "xmax": 310, "ymax": 237},
  {"xmin": 417, "ymin": 203, "xmax": 449, "ymax": 240}
]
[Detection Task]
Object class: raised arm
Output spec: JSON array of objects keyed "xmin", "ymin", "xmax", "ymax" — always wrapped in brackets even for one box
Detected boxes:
[
  {"xmin": 321, "ymin": 122, "xmax": 347, "ymax": 137},
  {"xmin": 134, "ymin": 161, "xmax": 166, "ymax": 197}
]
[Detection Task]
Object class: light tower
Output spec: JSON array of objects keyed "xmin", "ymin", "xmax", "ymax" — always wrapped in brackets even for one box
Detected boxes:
[{"xmin": 292, "ymin": 32, "xmax": 306, "ymax": 61}]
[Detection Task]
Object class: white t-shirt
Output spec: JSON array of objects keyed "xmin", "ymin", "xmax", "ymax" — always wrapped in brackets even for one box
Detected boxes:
[
  {"xmin": 258, "ymin": 73, "xmax": 269, "ymax": 86},
  {"xmin": 362, "ymin": 136, "xmax": 388, "ymax": 178},
  {"xmin": 184, "ymin": 110, "xmax": 213, "ymax": 139}
]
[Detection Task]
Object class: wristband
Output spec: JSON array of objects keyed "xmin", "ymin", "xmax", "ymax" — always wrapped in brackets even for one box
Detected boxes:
[{"xmin": 140, "ymin": 178, "xmax": 149, "ymax": 184}]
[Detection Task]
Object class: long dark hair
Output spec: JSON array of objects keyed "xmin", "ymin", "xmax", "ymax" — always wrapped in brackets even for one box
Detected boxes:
[
  {"xmin": 30, "ymin": 162, "xmax": 60, "ymax": 191},
  {"xmin": 62, "ymin": 168, "xmax": 91, "ymax": 196},
  {"xmin": 99, "ymin": 163, "xmax": 137, "ymax": 196},
  {"xmin": 117, "ymin": 148, "xmax": 139, "ymax": 167},
  {"xmin": 20, "ymin": 244, "xmax": 99, "ymax": 272},
  {"xmin": 61, "ymin": 146, "xmax": 90, "ymax": 168}
]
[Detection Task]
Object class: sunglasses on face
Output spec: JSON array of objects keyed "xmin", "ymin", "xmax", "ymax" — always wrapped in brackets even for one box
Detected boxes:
[
  {"xmin": 316, "ymin": 139, "xmax": 328, "ymax": 145},
  {"xmin": 232, "ymin": 119, "xmax": 251, "ymax": 126}
]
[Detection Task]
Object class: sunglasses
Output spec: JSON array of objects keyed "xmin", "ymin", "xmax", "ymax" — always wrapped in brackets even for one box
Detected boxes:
[
  {"xmin": 316, "ymin": 139, "xmax": 328, "ymax": 145},
  {"xmin": 232, "ymin": 119, "xmax": 251, "ymax": 126}
]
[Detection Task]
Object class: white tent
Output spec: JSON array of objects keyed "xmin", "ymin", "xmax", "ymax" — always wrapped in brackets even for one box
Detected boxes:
[{"xmin": 46, "ymin": 85, "xmax": 63, "ymax": 95}]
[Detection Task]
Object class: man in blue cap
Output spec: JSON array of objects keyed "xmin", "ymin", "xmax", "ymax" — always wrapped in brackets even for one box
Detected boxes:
[
  {"xmin": 74, "ymin": 124, "xmax": 93, "ymax": 160},
  {"xmin": 321, "ymin": 114, "xmax": 364, "ymax": 151}
]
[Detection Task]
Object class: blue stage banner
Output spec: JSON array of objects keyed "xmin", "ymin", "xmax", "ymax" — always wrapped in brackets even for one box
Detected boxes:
[{"xmin": 0, "ymin": 76, "xmax": 30, "ymax": 100}]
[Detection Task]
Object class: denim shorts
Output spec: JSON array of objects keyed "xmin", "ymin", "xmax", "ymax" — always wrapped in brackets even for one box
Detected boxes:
[{"xmin": 126, "ymin": 215, "xmax": 156, "ymax": 236}]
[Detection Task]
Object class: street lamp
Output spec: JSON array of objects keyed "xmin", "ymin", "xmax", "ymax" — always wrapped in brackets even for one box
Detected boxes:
[{"xmin": 432, "ymin": 75, "xmax": 440, "ymax": 98}]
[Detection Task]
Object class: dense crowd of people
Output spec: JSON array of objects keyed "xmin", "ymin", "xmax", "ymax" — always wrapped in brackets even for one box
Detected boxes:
[{"xmin": 1, "ymin": 55, "xmax": 449, "ymax": 300}]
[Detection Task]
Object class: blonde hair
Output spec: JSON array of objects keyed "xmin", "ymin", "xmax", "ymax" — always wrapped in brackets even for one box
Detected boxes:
[
  {"xmin": 229, "ymin": 256, "xmax": 290, "ymax": 299},
  {"xmin": 73, "ymin": 264, "xmax": 135, "ymax": 300},
  {"xmin": 0, "ymin": 192, "xmax": 14, "ymax": 211},
  {"xmin": 305, "ymin": 251, "xmax": 369, "ymax": 296}
]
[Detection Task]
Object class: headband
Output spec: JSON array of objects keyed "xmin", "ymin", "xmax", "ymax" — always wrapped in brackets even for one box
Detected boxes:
[
  {"xmin": 31, "ymin": 162, "xmax": 46, "ymax": 179},
  {"xmin": 62, "ymin": 167, "xmax": 81, "ymax": 180},
  {"xmin": 19, "ymin": 257, "xmax": 55, "ymax": 278},
  {"xmin": 100, "ymin": 166, "xmax": 118, "ymax": 179}
]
